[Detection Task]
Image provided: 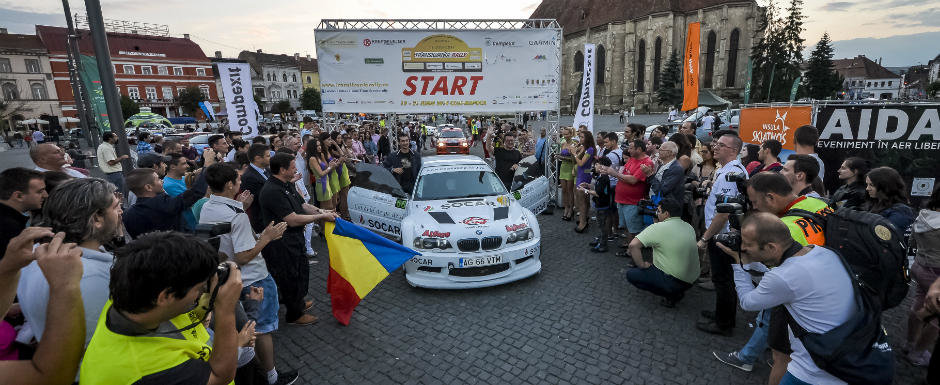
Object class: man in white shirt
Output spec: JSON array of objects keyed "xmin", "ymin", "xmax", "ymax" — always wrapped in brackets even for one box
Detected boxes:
[
  {"xmin": 30, "ymin": 143, "xmax": 86, "ymax": 178},
  {"xmin": 96, "ymin": 132, "xmax": 129, "ymax": 194},
  {"xmin": 729, "ymin": 212, "xmax": 856, "ymax": 385},
  {"xmin": 697, "ymin": 132, "xmax": 748, "ymax": 336},
  {"xmin": 199, "ymin": 163, "xmax": 300, "ymax": 385},
  {"xmin": 700, "ymin": 111, "xmax": 716, "ymax": 132}
]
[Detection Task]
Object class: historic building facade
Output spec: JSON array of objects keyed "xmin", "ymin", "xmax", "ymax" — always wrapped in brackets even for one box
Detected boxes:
[
  {"xmin": 0, "ymin": 29, "xmax": 60, "ymax": 120},
  {"xmin": 530, "ymin": 0, "xmax": 760, "ymax": 113},
  {"xmin": 237, "ymin": 50, "xmax": 303, "ymax": 111}
]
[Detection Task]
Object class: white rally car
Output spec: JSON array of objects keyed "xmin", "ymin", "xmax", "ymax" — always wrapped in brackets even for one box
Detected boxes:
[{"xmin": 347, "ymin": 155, "xmax": 550, "ymax": 289}]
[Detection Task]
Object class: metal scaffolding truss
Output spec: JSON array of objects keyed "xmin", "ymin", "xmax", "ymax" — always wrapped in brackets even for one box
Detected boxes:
[
  {"xmin": 74, "ymin": 15, "xmax": 169, "ymax": 37},
  {"xmin": 316, "ymin": 19, "xmax": 561, "ymax": 31}
]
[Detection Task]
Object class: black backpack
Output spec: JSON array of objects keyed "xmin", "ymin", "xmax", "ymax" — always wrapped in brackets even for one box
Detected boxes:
[
  {"xmin": 786, "ymin": 207, "xmax": 910, "ymax": 310},
  {"xmin": 784, "ymin": 247, "xmax": 895, "ymax": 385}
]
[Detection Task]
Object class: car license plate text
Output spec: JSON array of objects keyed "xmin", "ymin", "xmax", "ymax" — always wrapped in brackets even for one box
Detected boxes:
[{"xmin": 459, "ymin": 255, "xmax": 502, "ymax": 268}]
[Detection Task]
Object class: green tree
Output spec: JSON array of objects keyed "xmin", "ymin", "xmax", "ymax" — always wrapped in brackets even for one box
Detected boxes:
[
  {"xmin": 272, "ymin": 100, "xmax": 292, "ymax": 114},
  {"xmin": 927, "ymin": 81, "xmax": 940, "ymax": 99},
  {"xmin": 120, "ymin": 95, "xmax": 139, "ymax": 119},
  {"xmin": 300, "ymin": 88, "xmax": 321, "ymax": 111},
  {"xmin": 656, "ymin": 50, "xmax": 683, "ymax": 108},
  {"xmin": 177, "ymin": 86, "xmax": 207, "ymax": 117},
  {"xmin": 749, "ymin": 0, "xmax": 806, "ymax": 102},
  {"xmin": 803, "ymin": 33, "xmax": 842, "ymax": 100}
]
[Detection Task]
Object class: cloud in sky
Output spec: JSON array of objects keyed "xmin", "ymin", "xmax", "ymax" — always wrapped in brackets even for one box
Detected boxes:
[{"xmin": 0, "ymin": 0, "xmax": 937, "ymax": 61}]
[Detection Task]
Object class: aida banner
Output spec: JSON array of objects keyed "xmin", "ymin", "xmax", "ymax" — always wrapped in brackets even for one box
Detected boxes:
[
  {"xmin": 572, "ymin": 43, "xmax": 596, "ymax": 132},
  {"xmin": 815, "ymin": 103, "xmax": 940, "ymax": 203},
  {"xmin": 681, "ymin": 22, "xmax": 701, "ymax": 112},
  {"xmin": 315, "ymin": 29, "xmax": 561, "ymax": 113},
  {"xmin": 216, "ymin": 62, "xmax": 260, "ymax": 138}
]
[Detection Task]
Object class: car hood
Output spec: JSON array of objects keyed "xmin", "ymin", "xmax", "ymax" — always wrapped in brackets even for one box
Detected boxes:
[{"xmin": 410, "ymin": 196, "xmax": 531, "ymax": 238}]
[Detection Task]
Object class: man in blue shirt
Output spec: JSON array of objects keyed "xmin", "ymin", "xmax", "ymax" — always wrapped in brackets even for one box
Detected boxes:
[
  {"xmin": 162, "ymin": 153, "xmax": 188, "ymax": 197},
  {"xmin": 534, "ymin": 128, "xmax": 547, "ymax": 164}
]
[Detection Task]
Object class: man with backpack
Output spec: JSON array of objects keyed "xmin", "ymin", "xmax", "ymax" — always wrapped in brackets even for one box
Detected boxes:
[{"xmin": 729, "ymin": 212, "xmax": 859, "ymax": 385}]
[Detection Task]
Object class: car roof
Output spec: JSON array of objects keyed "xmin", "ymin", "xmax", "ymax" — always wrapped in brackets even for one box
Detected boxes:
[{"xmin": 421, "ymin": 155, "xmax": 488, "ymax": 169}]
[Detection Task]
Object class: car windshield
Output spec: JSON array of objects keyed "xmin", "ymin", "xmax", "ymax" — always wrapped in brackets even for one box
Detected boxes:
[
  {"xmin": 413, "ymin": 171, "xmax": 506, "ymax": 201},
  {"xmin": 441, "ymin": 130, "xmax": 463, "ymax": 138}
]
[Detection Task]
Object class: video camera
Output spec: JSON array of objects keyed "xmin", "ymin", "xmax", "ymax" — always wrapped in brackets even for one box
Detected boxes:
[
  {"xmin": 194, "ymin": 222, "xmax": 232, "ymax": 252},
  {"xmin": 713, "ymin": 172, "xmax": 749, "ymax": 252}
]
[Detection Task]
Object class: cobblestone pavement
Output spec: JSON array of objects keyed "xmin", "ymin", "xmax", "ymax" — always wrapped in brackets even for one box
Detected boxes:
[{"xmin": 274, "ymin": 174, "xmax": 926, "ymax": 383}]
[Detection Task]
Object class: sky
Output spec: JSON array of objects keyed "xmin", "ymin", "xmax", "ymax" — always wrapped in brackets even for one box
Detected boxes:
[{"xmin": 0, "ymin": 0, "xmax": 937, "ymax": 66}]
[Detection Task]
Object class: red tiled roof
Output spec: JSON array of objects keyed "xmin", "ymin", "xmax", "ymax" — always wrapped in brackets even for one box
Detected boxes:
[
  {"xmin": 35, "ymin": 25, "xmax": 209, "ymax": 62},
  {"xmin": 833, "ymin": 55, "xmax": 900, "ymax": 80},
  {"xmin": 296, "ymin": 56, "xmax": 318, "ymax": 72},
  {"xmin": 529, "ymin": 0, "xmax": 754, "ymax": 35},
  {"xmin": 0, "ymin": 33, "xmax": 47, "ymax": 53}
]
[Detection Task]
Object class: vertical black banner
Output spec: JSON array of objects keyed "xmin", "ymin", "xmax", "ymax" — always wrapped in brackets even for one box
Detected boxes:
[{"xmin": 815, "ymin": 104, "xmax": 940, "ymax": 207}]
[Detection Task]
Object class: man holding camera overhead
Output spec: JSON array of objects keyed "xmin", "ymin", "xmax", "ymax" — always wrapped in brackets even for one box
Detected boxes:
[{"xmin": 696, "ymin": 131, "xmax": 748, "ymax": 337}]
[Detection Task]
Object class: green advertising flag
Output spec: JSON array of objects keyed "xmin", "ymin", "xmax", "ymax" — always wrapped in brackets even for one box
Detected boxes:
[
  {"xmin": 743, "ymin": 58, "xmax": 753, "ymax": 104},
  {"xmin": 78, "ymin": 55, "xmax": 110, "ymax": 132},
  {"xmin": 790, "ymin": 76, "xmax": 802, "ymax": 102}
]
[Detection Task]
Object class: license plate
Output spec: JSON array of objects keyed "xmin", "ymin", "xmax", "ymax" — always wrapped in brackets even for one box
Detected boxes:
[{"xmin": 459, "ymin": 255, "xmax": 502, "ymax": 267}]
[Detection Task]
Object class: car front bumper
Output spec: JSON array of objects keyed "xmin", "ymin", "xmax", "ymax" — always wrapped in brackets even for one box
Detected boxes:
[{"xmin": 404, "ymin": 239, "xmax": 541, "ymax": 289}]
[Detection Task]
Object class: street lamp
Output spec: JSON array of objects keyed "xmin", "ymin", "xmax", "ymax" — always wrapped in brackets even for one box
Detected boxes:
[{"xmin": 630, "ymin": 88, "xmax": 638, "ymax": 117}]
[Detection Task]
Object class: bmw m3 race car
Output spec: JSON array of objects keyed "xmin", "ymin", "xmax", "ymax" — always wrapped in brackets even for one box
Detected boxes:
[{"xmin": 347, "ymin": 155, "xmax": 550, "ymax": 289}]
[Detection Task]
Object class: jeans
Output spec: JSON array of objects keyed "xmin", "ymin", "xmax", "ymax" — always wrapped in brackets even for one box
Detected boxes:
[
  {"xmin": 708, "ymin": 238, "xmax": 737, "ymax": 329},
  {"xmin": 779, "ymin": 372, "xmax": 812, "ymax": 385},
  {"xmin": 625, "ymin": 264, "xmax": 692, "ymax": 301},
  {"xmin": 737, "ymin": 310, "xmax": 771, "ymax": 364}
]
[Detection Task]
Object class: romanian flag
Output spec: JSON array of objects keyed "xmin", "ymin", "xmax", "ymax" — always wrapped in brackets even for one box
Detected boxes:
[{"xmin": 325, "ymin": 218, "xmax": 420, "ymax": 325}]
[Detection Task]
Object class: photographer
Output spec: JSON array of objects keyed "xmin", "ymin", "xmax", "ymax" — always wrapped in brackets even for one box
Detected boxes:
[
  {"xmin": 625, "ymin": 198, "xmax": 700, "ymax": 307},
  {"xmin": 200, "ymin": 163, "xmax": 298, "ymax": 384},
  {"xmin": 79, "ymin": 232, "xmax": 242, "ymax": 385},
  {"xmin": 725, "ymin": 213, "xmax": 857, "ymax": 385},
  {"xmin": 696, "ymin": 132, "xmax": 747, "ymax": 336},
  {"xmin": 711, "ymin": 172, "xmax": 830, "ymax": 379}
]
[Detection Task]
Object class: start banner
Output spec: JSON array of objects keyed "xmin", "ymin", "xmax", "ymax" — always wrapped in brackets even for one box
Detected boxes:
[
  {"xmin": 739, "ymin": 105, "xmax": 813, "ymax": 151},
  {"xmin": 315, "ymin": 29, "xmax": 561, "ymax": 113},
  {"xmin": 815, "ymin": 103, "xmax": 940, "ymax": 202},
  {"xmin": 216, "ymin": 62, "xmax": 260, "ymax": 138}
]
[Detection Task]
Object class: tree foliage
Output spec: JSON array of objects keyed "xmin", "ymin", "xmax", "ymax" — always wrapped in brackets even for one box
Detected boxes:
[
  {"xmin": 177, "ymin": 86, "xmax": 206, "ymax": 117},
  {"xmin": 120, "ymin": 95, "xmax": 139, "ymax": 119},
  {"xmin": 271, "ymin": 100, "xmax": 292, "ymax": 114},
  {"xmin": 656, "ymin": 50, "xmax": 683, "ymax": 108},
  {"xmin": 300, "ymin": 88, "xmax": 322, "ymax": 111},
  {"xmin": 749, "ymin": 0, "xmax": 805, "ymax": 102},
  {"xmin": 803, "ymin": 33, "xmax": 842, "ymax": 100}
]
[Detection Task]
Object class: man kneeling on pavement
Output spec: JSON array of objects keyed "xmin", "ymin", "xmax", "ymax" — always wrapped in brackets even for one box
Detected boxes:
[{"xmin": 625, "ymin": 197, "xmax": 700, "ymax": 307}]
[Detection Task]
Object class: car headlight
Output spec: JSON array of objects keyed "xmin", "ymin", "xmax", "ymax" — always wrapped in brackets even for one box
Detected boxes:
[
  {"xmin": 506, "ymin": 228, "xmax": 534, "ymax": 244},
  {"xmin": 413, "ymin": 237, "xmax": 452, "ymax": 250}
]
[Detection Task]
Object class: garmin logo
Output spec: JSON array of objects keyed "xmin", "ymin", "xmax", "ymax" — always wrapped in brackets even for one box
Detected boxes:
[{"xmin": 528, "ymin": 40, "xmax": 556, "ymax": 46}]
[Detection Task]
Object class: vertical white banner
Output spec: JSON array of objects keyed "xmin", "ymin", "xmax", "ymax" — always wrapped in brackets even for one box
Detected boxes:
[
  {"xmin": 217, "ymin": 62, "xmax": 260, "ymax": 138},
  {"xmin": 572, "ymin": 43, "xmax": 595, "ymax": 133}
]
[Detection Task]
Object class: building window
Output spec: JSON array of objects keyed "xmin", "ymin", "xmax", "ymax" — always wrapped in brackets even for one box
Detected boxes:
[
  {"xmin": 25, "ymin": 59, "xmax": 41, "ymax": 73},
  {"xmin": 725, "ymin": 29, "xmax": 740, "ymax": 88},
  {"xmin": 292, "ymin": 74, "xmax": 297, "ymax": 83},
  {"xmin": 127, "ymin": 87, "xmax": 140, "ymax": 99},
  {"xmin": 196, "ymin": 68, "xmax": 206, "ymax": 76},
  {"xmin": 2, "ymin": 83, "xmax": 18, "ymax": 100},
  {"xmin": 162, "ymin": 86, "xmax": 173, "ymax": 99},
  {"xmin": 574, "ymin": 51, "xmax": 584, "ymax": 72},
  {"xmin": 653, "ymin": 37, "xmax": 662, "ymax": 90},
  {"xmin": 173, "ymin": 67, "xmax": 184, "ymax": 76},
  {"xmin": 704, "ymin": 31, "xmax": 717, "ymax": 88},
  {"xmin": 177, "ymin": 87, "xmax": 185, "ymax": 96},
  {"xmin": 141, "ymin": 66, "xmax": 153, "ymax": 75},
  {"xmin": 636, "ymin": 39, "xmax": 646, "ymax": 92},
  {"xmin": 145, "ymin": 87, "xmax": 157, "ymax": 100},
  {"xmin": 867, "ymin": 82, "xmax": 871, "ymax": 87},
  {"xmin": 282, "ymin": 73, "xmax": 287, "ymax": 82},
  {"xmin": 888, "ymin": 81, "xmax": 892, "ymax": 86},
  {"xmin": 123, "ymin": 65, "xmax": 135, "ymax": 74},
  {"xmin": 158, "ymin": 66, "xmax": 168, "ymax": 75},
  {"xmin": 0, "ymin": 58, "xmax": 11, "ymax": 73},
  {"xmin": 255, "ymin": 87, "xmax": 265, "ymax": 97},
  {"xmin": 596, "ymin": 45, "xmax": 606, "ymax": 84},
  {"xmin": 199, "ymin": 85, "xmax": 210, "ymax": 98},
  {"xmin": 881, "ymin": 81, "xmax": 885, "ymax": 87},
  {"xmin": 30, "ymin": 83, "xmax": 47, "ymax": 99},
  {"xmin": 306, "ymin": 75, "xmax": 311, "ymax": 83}
]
